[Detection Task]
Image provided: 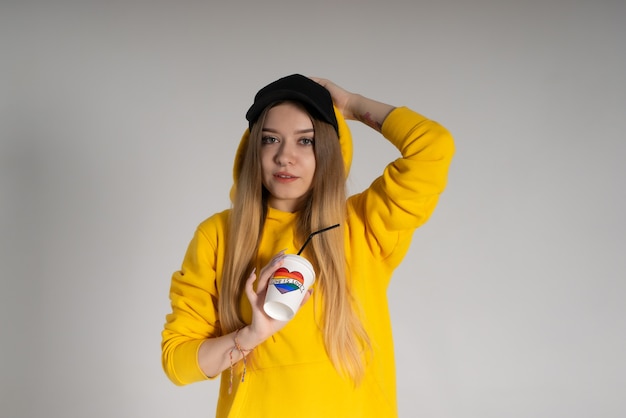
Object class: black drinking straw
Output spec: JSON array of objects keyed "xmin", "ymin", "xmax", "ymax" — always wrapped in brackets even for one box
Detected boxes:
[{"xmin": 297, "ymin": 224, "xmax": 341, "ymax": 255}]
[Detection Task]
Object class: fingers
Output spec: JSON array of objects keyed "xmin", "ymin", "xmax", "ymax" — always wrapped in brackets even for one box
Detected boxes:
[
  {"xmin": 245, "ymin": 251, "xmax": 287, "ymax": 298},
  {"xmin": 300, "ymin": 288, "xmax": 314, "ymax": 307},
  {"xmin": 256, "ymin": 251, "xmax": 286, "ymax": 292},
  {"xmin": 310, "ymin": 76, "xmax": 335, "ymax": 92},
  {"xmin": 244, "ymin": 267, "xmax": 258, "ymax": 303},
  {"xmin": 310, "ymin": 77, "xmax": 334, "ymax": 92},
  {"xmin": 308, "ymin": 77, "xmax": 353, "ymax": 119}
]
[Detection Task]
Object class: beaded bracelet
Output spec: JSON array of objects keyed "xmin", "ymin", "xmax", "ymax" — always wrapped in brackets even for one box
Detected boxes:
[{"xmin": 228, "ymin": 328, "xmax": 255, "ymax": 394}]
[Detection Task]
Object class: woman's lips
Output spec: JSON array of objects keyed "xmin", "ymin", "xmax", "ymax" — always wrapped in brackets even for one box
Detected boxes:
[{"xmin": 274, "ymin": 172, "xmax": 298, "ymax": 183}]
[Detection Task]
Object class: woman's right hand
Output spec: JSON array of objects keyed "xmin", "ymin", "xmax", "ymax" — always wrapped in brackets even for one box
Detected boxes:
[{"xmin": 241, "ymin": 250, "xmax": 313, "ymax": 347}]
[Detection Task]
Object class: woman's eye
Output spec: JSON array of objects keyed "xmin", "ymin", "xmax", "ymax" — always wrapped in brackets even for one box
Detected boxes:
[
  {"xmin": 262, "ymin": 136, "xmax": 278, "ymax": 144},
  {"xmin": 300, "ymin": 137, "xmax": 314, "ymax": 146}
]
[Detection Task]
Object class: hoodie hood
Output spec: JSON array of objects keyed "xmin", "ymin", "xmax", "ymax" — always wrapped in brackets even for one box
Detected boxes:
[{"xmin": 230, "ymin": 105, "xmax": 353, "ymax": 202}]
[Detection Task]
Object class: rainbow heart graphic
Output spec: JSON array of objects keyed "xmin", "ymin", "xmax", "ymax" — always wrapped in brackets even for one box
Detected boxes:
[{"xmin": 272, "ymin": 267, "xmax": 305, "ymax": 294}]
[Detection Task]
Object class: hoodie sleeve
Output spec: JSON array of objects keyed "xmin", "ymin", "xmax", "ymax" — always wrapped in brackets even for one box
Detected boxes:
[
  {"xmin": 161, "ymin": 219, "xmax": 224, "ymax": 385},
  {"xmin": 348, "ymin": 106, "xmax": 455, "ymax": 267}
]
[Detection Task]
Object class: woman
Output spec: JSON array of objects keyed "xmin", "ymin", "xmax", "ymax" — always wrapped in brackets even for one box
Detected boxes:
[{"xmin": 162, "ymin": 74, "xmax": 455, "ymax": 417}]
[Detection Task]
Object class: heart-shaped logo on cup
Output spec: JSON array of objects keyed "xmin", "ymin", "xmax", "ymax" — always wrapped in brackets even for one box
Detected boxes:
[{"xmin": 272, "ymin": 267, "xmax": 305, "ymax": 294}]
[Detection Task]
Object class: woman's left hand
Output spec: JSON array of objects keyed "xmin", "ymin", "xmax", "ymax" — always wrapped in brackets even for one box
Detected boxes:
[{"xmin": 309, "ymin": 76, "xmax": 357, "ymax": 120}]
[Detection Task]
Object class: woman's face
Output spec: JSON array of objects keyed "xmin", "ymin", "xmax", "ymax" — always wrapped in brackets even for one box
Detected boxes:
[{"xmin": 260, "ymin": 102, "xmax": 316, "ymax": 212}]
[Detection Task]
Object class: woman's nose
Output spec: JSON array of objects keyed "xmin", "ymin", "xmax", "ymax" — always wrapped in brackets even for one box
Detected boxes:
[{"xmin": 275, "ymin": 142, "xmax": 295, "ymax": 165}]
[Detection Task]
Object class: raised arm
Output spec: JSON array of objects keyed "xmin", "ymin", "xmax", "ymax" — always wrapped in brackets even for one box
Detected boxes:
[{"xmin": 311, "ymin": 76, "xmax": 455, "ymax": 267}]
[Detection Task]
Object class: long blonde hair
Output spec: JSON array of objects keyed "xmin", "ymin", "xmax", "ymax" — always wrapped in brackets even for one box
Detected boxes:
[{"xmin": 219, "ymin": 102, "xmax": 370, "ymax": 382}]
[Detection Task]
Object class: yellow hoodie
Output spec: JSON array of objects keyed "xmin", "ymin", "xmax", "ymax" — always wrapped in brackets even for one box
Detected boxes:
[{"xmin": 162, "ymin": 106, "xmax": 455, "ymax": 417}]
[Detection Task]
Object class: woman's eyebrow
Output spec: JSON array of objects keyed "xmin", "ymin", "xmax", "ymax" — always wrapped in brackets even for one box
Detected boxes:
[{"xmin": 262, "ymin": 128, "xmax": 315, "ymax": 134}]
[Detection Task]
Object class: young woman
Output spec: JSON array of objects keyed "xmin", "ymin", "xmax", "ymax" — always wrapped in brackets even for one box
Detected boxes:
[{"xmin": 162, "ymin": 74, "xmax": 455, "ymax": 417}]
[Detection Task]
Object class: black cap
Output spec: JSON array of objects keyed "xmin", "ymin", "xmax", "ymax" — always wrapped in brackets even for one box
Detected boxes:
[{"xmin": 245, "ymin": 74, "xmax": 338, "ymax": 133}]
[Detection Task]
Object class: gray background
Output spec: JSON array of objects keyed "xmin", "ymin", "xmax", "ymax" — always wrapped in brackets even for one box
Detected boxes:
[{"xmin": 2, "ymin": 0, "xmax": 624, "ymax": 417}]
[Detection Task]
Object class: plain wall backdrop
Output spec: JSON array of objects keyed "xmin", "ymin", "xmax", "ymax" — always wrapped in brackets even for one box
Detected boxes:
[{"xmin": 1, "ymin": 0, "xmax": 624, "ymax": 417}]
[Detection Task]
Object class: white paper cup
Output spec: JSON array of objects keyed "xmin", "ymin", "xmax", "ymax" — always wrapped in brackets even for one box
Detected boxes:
[{"xmin": 263, "ymin": 254, "xmax": 315, "ymax": 321}]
